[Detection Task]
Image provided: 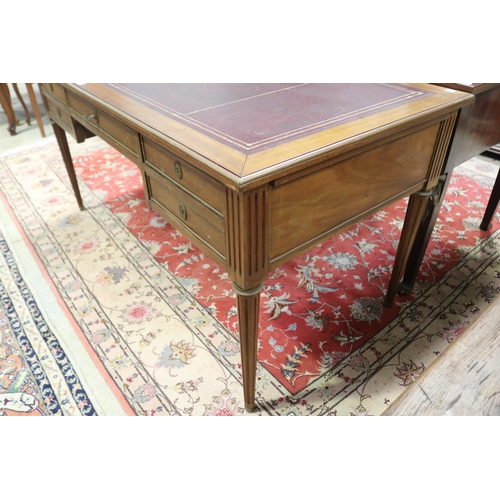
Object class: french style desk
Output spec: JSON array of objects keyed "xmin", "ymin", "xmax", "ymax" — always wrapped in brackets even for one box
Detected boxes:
[{"xmin": 39, "ymin": 83, "xmax": 473, "ymax": 411}]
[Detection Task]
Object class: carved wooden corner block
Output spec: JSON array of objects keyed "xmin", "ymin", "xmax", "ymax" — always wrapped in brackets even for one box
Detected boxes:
[
  {"xmin": 225, "ymin": 185, "xmax": 270, "ymax": 291},
  {"xmin": 423, "ymin": 114, "xmax": 458, "ymax": 191}
]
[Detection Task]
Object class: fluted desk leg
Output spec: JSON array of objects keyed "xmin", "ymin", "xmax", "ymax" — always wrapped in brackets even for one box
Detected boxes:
[{"xmin": 385, "ymin": 188, "xmax": 434, "ymax": 306}]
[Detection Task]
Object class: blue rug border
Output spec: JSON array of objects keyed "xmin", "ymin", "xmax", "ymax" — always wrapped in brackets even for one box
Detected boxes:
[{"xmin": 0, "ymin": 229, "xmax": 97, "ymax": 416}]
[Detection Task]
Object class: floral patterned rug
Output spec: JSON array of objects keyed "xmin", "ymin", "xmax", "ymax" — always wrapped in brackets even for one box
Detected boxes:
[{"xmin": 1, "ymin": 136, "xmax": 499, "ymax": 416}]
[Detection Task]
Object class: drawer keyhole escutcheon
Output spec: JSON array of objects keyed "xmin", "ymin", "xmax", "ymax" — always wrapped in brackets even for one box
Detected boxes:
[
  {"xmin": 179, "ymin": 203, "xmax": 187, "ymax": 220},
  {"xmin": 174, "ymin": 161, "xmax": 182, "ymax": 180}
]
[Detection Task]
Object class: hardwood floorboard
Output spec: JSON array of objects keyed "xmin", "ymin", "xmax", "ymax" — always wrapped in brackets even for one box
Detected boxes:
[{"xmin": 383, "ymin": 293, "xmax": 500, "ymax": 416}]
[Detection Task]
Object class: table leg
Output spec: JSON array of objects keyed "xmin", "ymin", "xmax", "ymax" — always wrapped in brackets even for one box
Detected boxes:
[
  {"xmin": 399, "ymin": 174, "xmax": 449, "ymax": 292},
  {"xmin": 52, "ymin": 122, "xmax": 85, "ymax": 211},
  {"xmin": 232, "ymin": 281, "xmax": 263, "ymax": 413},
  {"xmin": 0, "ymin": 83, "xmax": 17, "ymax": 135},
  {"xmin": 13, "ymin": 83, "xmax": 31, "ymax": 126},
  {"xmin": 385, "ymin": 188, "xmax": 435, "ymax": 305},
  {"xmin": 26, "ymin": 84, "xmax": 46, "ymax": 137},
  {"xmin": 480, "ymin": 172, "xmax": 500, "ymax": 230}
]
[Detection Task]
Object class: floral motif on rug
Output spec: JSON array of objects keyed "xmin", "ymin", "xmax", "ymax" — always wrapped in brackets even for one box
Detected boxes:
[{"xmin": 1, "ymin": 138, "xmax": 500, "ymax": 415}]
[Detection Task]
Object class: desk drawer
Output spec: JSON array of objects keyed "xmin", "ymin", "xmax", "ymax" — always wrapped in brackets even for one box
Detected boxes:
[
  {"xmin": 142, "ymin": 136, "xmax": 224, "ymax": 214},
  {"xmin": 40, "ymin": 83, "xmax": 67, "ymax": 103},
  {"xmin": 42, "ymin": 91, "xmax": 72, "ymax": 131},
  {"xmin": 144, "ymin": 166, "xmax": 226, "ymax": 257},
  {"xmin": 67, "ymin": 91, "xmax": 140, "ymax": 162}
]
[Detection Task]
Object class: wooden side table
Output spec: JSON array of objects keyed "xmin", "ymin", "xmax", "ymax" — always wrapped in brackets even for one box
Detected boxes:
[{"xmin": 0, "ymin": 83, "xmax": 46, "ymax": 137}]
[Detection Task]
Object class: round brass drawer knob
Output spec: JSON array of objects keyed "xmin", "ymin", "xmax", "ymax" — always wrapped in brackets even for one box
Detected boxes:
[
  {"xmin": 174, "ymin": 161, "xmax": 182, "ymax": 180},
  {"xmin": 179, "ymin": 203, "xmax": 187, "ymax": 220}
]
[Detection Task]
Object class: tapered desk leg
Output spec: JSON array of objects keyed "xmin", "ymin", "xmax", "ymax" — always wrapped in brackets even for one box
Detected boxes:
[
  {"xmin": 400, "ymin": 174, "xmax": 449, "ymax": 292},
  {"xmin": 232, "ymin": 282, "xmax": 263, "ymax": 413},
  {"xmin": 52, "ymin": 122, "xmax": 84, "ymax": 211},
  {"xmin": 385, "ymin": 189, "xmax": 434, "ymax": 306},
  {"xmin": 480, "ymin": 172, "xmax": 500, "ymax": 231}
]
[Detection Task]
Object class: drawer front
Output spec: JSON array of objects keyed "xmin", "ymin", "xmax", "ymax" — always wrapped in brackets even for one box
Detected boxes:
[
  {"xmin": 142, "ymin": 136, "xmax": 224, "ymax": 214},
  {"xmin": 42, "ymin": 91, "xmax": 72, "ymax": 131},
  {"xmin": 40, "ymin": 83, "xmax": 67, "ymax": 103},
  {"xmin": 145, "ymin": 166, "xmax": 226, "ymax": 258},
  {"xmin": 67, "ymin": 91, "xmax": 140, "ymax": 161}
]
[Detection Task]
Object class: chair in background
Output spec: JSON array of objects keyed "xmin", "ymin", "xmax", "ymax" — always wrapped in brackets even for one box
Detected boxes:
[{"xmin": 0, "ymin": 83, "xmax": 46, "ymax": 137}]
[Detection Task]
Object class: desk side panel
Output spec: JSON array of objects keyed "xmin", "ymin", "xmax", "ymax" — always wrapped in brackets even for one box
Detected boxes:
[{"xmin": 269, "ymin": 124, "xmax": 440, "ymax": 262}]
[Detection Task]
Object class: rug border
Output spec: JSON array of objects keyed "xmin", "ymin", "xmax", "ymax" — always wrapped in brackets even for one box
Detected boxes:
[{"xmin": 0, "ymin": 189, "xmax": 135, "ymax": 416}]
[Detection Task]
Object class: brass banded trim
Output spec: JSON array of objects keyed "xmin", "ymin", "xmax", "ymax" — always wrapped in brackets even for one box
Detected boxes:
[{"xmin": 232, "ymin": 282, "xmax": 264, "ymax": 296}]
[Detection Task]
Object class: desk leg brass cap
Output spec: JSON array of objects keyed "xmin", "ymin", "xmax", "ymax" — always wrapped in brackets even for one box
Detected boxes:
[
  {"xmin": 397, "ymin": 281, "xmax": 412, "ymax": 296},
  {"xmin": 245, "ymin": 405, "xmax": 256, "ymax": 413}
]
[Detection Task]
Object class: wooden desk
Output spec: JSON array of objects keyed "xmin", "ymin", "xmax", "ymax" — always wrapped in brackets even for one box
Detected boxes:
[
  {"xmin": 40, "ymin": 83, "xmax": 473, "ymax": 411},
  {"xmin": 400, "ymin": 83, "xmax": 500, "ymax": 293}
]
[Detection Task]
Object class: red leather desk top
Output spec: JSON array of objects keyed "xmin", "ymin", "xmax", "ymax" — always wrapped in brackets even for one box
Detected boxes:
[{"xmin": 101, "ymin": 83, "xmax": 430, "ymax": 154}]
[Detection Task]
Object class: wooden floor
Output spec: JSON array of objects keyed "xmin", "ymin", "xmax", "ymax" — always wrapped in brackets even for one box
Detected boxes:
[{"xmin": 384, "ymin": 293, "xmax": 500, "ymax": 416}]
